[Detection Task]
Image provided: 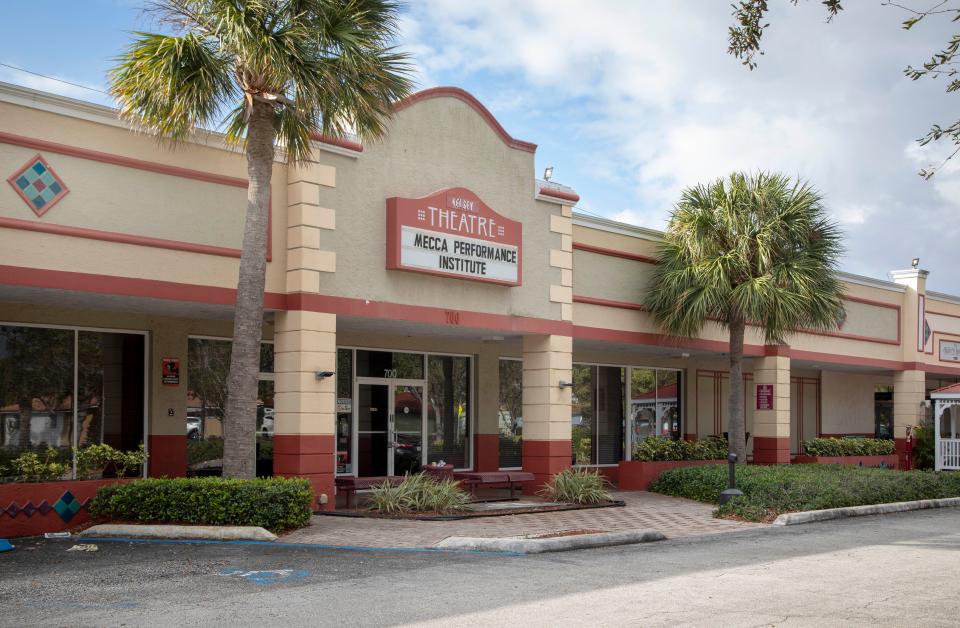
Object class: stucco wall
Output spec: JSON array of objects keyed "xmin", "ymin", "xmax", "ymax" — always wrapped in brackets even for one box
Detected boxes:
[
  {"xmin": 572, "ymin": 250, "xmax": 654, "ymax": 303},
  {"xmin": 820, "ymin": 370, "xmax": 890, "ymax": 435},
  {"xmin": 313, "ymin": 95, "xmax": 560, "ymax": 320}
]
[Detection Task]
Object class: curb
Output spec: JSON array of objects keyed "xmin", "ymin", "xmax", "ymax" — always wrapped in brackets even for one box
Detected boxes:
[
  {"xmin": 772, "ymin": 497, "xmax": 960, "ymax": 526},
  {"xmin": 434, "ymin": 529, "xmax": 665, "ymax": 554},
  {"xmin": 78, "ymin": 524, "xmax": 277, "ymax": 542}
]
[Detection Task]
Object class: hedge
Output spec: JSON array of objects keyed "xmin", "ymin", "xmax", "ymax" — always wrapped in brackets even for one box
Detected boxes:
[
  {"xmin": 650, "ymin": 463, "xmax": 960, "ymax": 522},
  {"xmin": 89, "ymin": 477, "xmax": 313, "ymax": 532},
  {"xmin": 632, "ymin": 436, "xmax": 728, "ymax": 462},
  {"xmin": 801, "ymin": 437, "xmax": 895, "ymax": 457}
]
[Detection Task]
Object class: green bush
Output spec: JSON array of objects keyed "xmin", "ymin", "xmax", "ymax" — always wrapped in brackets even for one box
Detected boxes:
[
  {"xmin": 650, "ymin": 463, "xmax": 960, "ymax": 522},
  {"xmin": 76, "ymin": 443, "xmax": 148, "ymax": 479},
  {"xmin": 539, "ymin": 468, "xmax": 612, "ymax": 504},
  {"xmin": 5, "ymin": 448, "xmax": 70, "ymax": 482},
  {"xmin": 802, "ymin": 437, "xmax": 895, "ymax": 457},
  {"xmin": 367, "ymin": 473, "xmax": 471, "ymax": 515},
  {"xmin": 912, "ymin": 424, "xmax": 935, "ymax": 470},
  {"xmin": 632, "ymin": 436, "xmax": 728, "ymax": 461},
  {"xmin": 89, "ymin": 477, "xmax": 313, "ymax": 532},
  {"xmin": 187, "ymin": 438, "xmax": 224, "ymax": 467}
]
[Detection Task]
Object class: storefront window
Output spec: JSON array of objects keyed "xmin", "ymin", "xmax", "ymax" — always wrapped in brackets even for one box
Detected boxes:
[
  {"xmin": 336, "ymin": 348, "xmax": 353, "ymax": 474},
  {"xmin": 186, "ymin": 338, "xmax": 274, "ymax": 477},
  {"xmin": 498, "ymin": 359, "xmax": 523, "ymax": 468},
  {"xmin": 571, "ymin": 364, "xmax": 595, "ymax": 465},
  {"xmin": 427, "ymin": 355, "xmax": 470, "ymax": 468},
  {"xmin": 355, "ymin": 350, "xmax": 424, "ymax": 379},
  {"xmin": 0, "ymin": 325, "xmax": 145, "ymax": 479},
  {"xmin": 630, "ymin": 368, "xmax": 682, "ymax": 444},
  {"xmin": 597, "ymin": 366, "xmax": 625, "ymax": 464}
]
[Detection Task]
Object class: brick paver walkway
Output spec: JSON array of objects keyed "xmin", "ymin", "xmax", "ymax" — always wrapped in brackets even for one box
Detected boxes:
[{"xmin": 280, "ymin": 491, "xmax": 761, "ymax": 548}]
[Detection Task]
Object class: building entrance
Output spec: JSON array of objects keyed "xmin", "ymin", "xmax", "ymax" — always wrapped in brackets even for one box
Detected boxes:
[{"xmin": 355, "ymin": 380, "xmax": 425, "ymax": 477}]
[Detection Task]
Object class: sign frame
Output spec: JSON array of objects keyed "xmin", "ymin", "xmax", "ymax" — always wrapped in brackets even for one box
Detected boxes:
[
  {"xmin": 386, "ymin": 187, "xmax": 522, "ymax": 286},
  {"xmin": 941, "ymin": 339, "xmax": 960, "ymax": 363},
  {"xmin": 756, "ymin": 384, "xmax": 774, "ymax": 411},
  {"xmin": 161, "ymin": 357, "xmax": 180, "ymax": 387}
]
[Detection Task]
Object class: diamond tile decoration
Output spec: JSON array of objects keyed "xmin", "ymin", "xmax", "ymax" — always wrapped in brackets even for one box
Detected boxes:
[
  {"xmin": 6, "ymin": 154, "xmax": 69, "ymax": 217},
  {"xmin": 53, "ymin": 490, "xmax": 81, "ymax": 523}
]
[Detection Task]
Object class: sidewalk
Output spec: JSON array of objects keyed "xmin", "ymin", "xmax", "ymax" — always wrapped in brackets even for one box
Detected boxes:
[{"xmin": 280, "ymin": 491, "xmax": 761, "ymax": 548}]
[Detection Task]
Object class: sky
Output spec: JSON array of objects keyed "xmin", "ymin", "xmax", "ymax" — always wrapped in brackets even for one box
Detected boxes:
[{"xmin": 1, "ymin": 1, "xmax": 958, "ymax": 292}]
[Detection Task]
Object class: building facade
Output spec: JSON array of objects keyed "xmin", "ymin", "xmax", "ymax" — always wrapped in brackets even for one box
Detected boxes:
[{"xmin": 2, "ymin": 82, "xmax": 959, "ymax": 509}]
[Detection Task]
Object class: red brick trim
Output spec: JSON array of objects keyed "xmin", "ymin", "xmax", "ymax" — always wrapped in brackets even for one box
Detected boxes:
[
  {"xmin": 537, "ymin": 187, "xmax": 580, "ymax": 203},
  {"xmin": 573, "ymin": 295, "xmax": 647, "ymax": 311},
  {"xmin": 753, "ymin": 436, "xmax": 790, "ymax": 464},
  {"xmin": 571, "ymin": 242, "xmax": 659, "ymax": 264}
]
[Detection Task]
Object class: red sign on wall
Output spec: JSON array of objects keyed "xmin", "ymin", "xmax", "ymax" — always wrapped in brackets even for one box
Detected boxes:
[
  {"xmin": 756, "ymin": 384, "xmax": 774, "ymax": 410},
  {"xmin": 386, "ymin": 187, "xmax": 522, "ymax": 286},
  {"xmin": 161, "ymin": 357, "xmax": 180, "ymax": 387}
]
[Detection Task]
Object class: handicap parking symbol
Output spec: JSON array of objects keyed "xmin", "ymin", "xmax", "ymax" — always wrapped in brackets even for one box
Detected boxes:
[{"xmin": 219, "ymin": 568, "xmax": 311, "ymax": 585}]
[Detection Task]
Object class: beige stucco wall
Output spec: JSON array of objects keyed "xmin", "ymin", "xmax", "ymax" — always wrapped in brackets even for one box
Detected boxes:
[
  {"xmin": 572, "ymin": 250, "xmax": 655, "ymax": 303},
  {"xmin": 820, "ymin": 371, "xmax": 890, "ymax": 435},
  {"xmin": 0, "ymin": 99, "xmax": 288, "ymax": 294},
  {"xmin": 313, "ymin": 96, "xmax": 561, "ymax": 320}
]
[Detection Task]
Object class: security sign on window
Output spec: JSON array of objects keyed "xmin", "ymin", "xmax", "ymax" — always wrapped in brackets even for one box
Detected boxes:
[{"xmin": 386, "ymin": 187, "xmax": 522, "ymax": 286}]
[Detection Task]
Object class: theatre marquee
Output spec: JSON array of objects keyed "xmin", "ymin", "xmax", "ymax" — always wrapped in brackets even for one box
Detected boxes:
[{"xmin": 386, "ymin": 188, "xmax": 522, "ymax": 286}]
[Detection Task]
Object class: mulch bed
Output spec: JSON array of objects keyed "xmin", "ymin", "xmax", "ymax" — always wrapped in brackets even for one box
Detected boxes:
[{"xmin": 318, "ymin": 500, "xmax": 625, "ymax": 521}]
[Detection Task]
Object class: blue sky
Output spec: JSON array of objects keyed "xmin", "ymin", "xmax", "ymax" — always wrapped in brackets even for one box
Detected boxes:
[{"xmin": 2, "ymin": 1, "xmax": 958, "ymax": 292}]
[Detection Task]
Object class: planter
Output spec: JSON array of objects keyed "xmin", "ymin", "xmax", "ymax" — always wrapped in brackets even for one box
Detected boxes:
[
  {"xmin": 0, "ymin": 478, "xmax": 133, "ymax": 539},
  {"xmin": 618, "ymin": 459, "xmax": 723, "ymax": 491},
  {"xmin": 793, "ymin": 454, "xmax": 899, "ymax": 470}
]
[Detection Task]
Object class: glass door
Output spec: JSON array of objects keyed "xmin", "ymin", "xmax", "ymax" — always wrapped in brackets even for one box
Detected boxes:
[
  {"xmin": 357, "ymin": 383, "xmax": 389, "ymax": 476},
  {"xmin": 392, "ymin": 384, "xmax": 423, "ymax": 475}
]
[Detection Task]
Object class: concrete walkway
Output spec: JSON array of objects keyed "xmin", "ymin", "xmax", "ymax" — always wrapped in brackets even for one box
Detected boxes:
[{"xmin": 280, "ymin": 491, "xmax": 760, "ymax": 547}]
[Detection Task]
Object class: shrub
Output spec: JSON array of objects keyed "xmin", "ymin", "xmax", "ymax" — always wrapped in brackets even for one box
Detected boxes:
[
  {"xmin": 802, "ymin": 437, "xmax": 895, "ymax": 457},
  {"xmin": 632, "ymin": 436, "xmax": 728, "ymax": 462},
  {"xmin": 187, "ymin": 438, "xmax": 224, "ymax": 467},
  {"xmin": 367, "ymin": 473, "xmax": 471, "ymax": 515},
  {"xmin": 650, "ymin": 463, "xmax": 960, "ymax": 522},
  {"xmin": 75, "ymin": 443, "xmax": 148, "ymax": 479},
  {"xmin": 539, "ymin": 468, "xmax": 611, "ymax": 504},
  {"xmin": 89, "ymin": 477, "xmax": 313, "ymax": 532},
  {"xmin": 912, "ymin": 424, "xmax": 935, "ymax": 470},
  {"xmin": 7, "ymin": 448, "xmax": 70, "ymax": 482}
]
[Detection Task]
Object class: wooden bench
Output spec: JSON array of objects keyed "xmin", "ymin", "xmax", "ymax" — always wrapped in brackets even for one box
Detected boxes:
[
  {"xmin": 335, "ymin": 476, "xmax": 403, "ymax": 509},
  {"xmin": 452, "ymin": 471, "xmax": 535, "ymax": 499}
]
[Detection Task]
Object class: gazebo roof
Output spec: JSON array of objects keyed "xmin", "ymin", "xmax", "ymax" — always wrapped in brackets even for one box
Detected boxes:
[{"xmin": 931, "ymin": 383, "xmax": 960, "ymax": 398}]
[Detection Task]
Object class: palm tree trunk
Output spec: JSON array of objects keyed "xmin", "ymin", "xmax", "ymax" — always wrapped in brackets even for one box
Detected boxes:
[
  {"xmin": 222, "ymin": 100, "xmax": 276, "ymax": 479},
  {"xmin": 727, "ymin": 317, "xmax": 747, "ymax": 463}
]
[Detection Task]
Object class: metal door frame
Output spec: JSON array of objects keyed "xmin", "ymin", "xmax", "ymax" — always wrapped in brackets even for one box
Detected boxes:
[{"xmin": 354, "ymin": 377, "xmax": 426, "ymax": 476}]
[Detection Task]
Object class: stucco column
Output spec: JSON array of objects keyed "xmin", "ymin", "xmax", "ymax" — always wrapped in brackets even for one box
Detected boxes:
[
  {"xmin": 148, "ymin": 322, "xmax": 188, "ymax": 478},
  {"xmin": 751, "ymin": 349, "xmax": 791, "ymax": 464},
  {"xmin": 521, "ymin": 334, "xmax": 572, "ymax": 489},
  {"xmin": 473, "ymin": 344, "xmax": 501, "ymax": 471},
  {"xmin": 894, "ymin": 369, "xmax": 926, "ymax": 468},
  {"xmin": 273, "ymin": 311, "xmax": 337, "ymax": 510}
]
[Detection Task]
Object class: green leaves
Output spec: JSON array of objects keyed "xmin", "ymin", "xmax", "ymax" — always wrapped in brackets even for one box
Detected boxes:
[
  {"xmin": 632, "ymin": 436, "xmax": 728, "ymax": 461},
  {"xmin": 89, "ymin": 476, "xmax": 314, "ymax": 532},
  {"xmin": 802, "ymin": 437, "xmax": 895, "ymax": 457},
  {"xmin": 109, "ymin": 0, "xmax": 415, "ymax": 164},
  {"xmin": 646, "ymin": 172, "xmax": 845, "ymax": 345},
  {"xmin": 366, "ymin": 473, "xmax": 471, "ymax": 515},
  {"xmin": 651, "ymin": 463, "xmax": 960, "ymax": 522},
  {"xmin": 539, "ymin": 468, "xmax": 612, "ymax": 504}
]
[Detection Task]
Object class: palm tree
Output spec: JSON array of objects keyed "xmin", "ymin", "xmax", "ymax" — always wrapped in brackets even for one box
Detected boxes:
[
  {"xmin": 110, "ymin": 0, "xmax": 413, "ymax": 478},
  {"xmin": 645, "ymin": 172, "xmax": 845, "ymax": 462}
]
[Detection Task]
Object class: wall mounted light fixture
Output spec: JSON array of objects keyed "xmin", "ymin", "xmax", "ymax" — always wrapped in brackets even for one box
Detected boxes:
[
  {"xmin": 315, "ymin": 370, "xmax": 336, "ymax": 380},
  {"xmin": 558, "ymin": 380, "xmax": 574, "ymax": 389}
]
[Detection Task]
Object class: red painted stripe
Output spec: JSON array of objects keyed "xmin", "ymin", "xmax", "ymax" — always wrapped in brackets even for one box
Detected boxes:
[
  {"xmin": 0, "ymin": 131, "xmax": 248, "ymax": 188},
  {"xmin": 572, "ymin": 242, "xmax": 659, "ymax": 264},
  {"xmin": 0, "ymin": 216, "xmax": 242, "ymax": 258},
  {"xmin": 289, "ymin": 293, "xmax": 573, "ymax": 336},
  {"xmin": 310, "ymin": 134, "xmax": 363, "ymax": 153},
  {"xmin": 573, "ymin": 295, "xmax": 646, "ymax": 311}
]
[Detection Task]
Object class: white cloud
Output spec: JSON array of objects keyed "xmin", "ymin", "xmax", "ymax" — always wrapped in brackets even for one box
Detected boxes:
[
  {"xmin": 0, "ymin": 67, "xmax": 107, "ymax": 103},
  {"xmin": 399, "ymin": 1, "xmax": 960, "ymax": 290}
]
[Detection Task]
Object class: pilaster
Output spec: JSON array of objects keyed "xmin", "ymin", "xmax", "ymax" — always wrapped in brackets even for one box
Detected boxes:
[
  {"xmin": 521, "ymin": 334, "xmax": 573, "ymax": 490},
  {"xmin": 751, "ymin": 350, "xmax": 791, "ymax": 464}
]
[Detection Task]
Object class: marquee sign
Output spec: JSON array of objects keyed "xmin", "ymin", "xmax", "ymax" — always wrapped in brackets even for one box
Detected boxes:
[{"xmin": 386, "ymin": 187, "xmax": 522, "ymax": 286}]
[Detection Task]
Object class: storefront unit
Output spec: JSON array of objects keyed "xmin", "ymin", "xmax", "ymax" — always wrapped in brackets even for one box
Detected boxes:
[{"xmin": 3, "ymin": 81, "xmax": 960, "ymax": 512}]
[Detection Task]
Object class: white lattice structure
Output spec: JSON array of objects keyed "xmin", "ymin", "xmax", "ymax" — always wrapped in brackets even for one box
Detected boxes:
[{"xmin": 933, "ymin": 384, "xmax": 960, "ymax": 471}]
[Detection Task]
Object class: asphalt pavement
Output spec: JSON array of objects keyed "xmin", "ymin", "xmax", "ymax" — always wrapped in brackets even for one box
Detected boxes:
[{"xmin": 2, "ymin": 508, "xmax": 960, "ymax": 627}]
